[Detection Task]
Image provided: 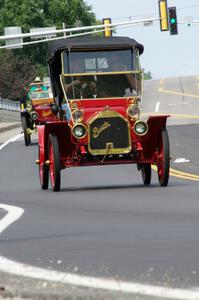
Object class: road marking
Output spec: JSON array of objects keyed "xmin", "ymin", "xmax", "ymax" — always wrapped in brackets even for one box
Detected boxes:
[
  {"xmin": 170, "ymin": 113, "xmax": 199, "ymax": 119},
  {"xmin": 0, "ymin": 134, "xmax": 21, "ymax": 150},
  {"xmin": 0, "ymin": 204, "xmax": 24, "ymax": 234},
  {"xmin": 1, "ymin": 256, "xmax": 199, "ymax": 299},
  {"xmin": 158, "ymin": 86, "xmax": 199, "ymax": 99},
  {"xmin": 169, "ymin": 102, "xmax": 188, "ymax": 106},
  {"xmin": 142, "ymin": 112, "xmax": 199, "ymax": 120},
  {"xmin": 155, "ymin": 102, "xmax": 160, "ymax": 112},
  {"xmin": 1, "ymin": 205, "xmax": 199, "ymax": 299},
  {"xmin": 152, "ymin": 166, "xmax": 199, "ymax": 181},
  {"xmin": 170, "ymin": 167, "xmax": 199, "ymax": 179}
]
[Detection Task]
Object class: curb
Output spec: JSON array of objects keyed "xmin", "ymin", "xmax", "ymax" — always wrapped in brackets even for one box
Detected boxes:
[{"xmin": 0, "ymin": 123, "xmax": 21, "ymax": 134}]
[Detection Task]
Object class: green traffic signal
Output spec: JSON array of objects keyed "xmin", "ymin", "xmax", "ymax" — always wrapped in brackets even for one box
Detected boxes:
[{"xmin": 170, "ymin": 18, "xmax": 176, "ymax": 24}]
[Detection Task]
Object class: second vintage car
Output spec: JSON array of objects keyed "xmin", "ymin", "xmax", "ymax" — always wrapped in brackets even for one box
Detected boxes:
[{"xmin": 20, "ymin": 81, "xmax": 59, "ymax": 146}]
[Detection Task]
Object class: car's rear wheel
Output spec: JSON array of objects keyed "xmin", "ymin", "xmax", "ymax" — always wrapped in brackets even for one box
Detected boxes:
[
  {"xmin": 141, "ymin": 164, "xmax": 151, "ymax": 185},
  {"xmin": 38, "ymin": 146, "xmax": 49, "ymax": 190},
  {"xmin": 48, "ymin": 134, "xmax": 61, "ymax": 192},
  {"xmin": 157, "ymin": 128, "xmax": 170, "ymax": 186},
  {"xmin": 21, "ymin": 115, "xmax": 31, "ymax": 146}
]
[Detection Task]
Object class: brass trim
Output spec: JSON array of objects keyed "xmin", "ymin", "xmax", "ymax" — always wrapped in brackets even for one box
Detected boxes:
[
  {"xmin": 67, "ymin": 97, "xmax": 134, "ymax": 101},
  {"xmin": 88, "ymin": 110, "xmax": 126, "ymax": 122},
  {"xmin": 30, "ymin": 111, "xmax": 38, "ymax": 121},
  {"xmin": 72, "ymin": 109, "xmax": 84, "ymax": 123},
  {"xmin": 88, "ymin": 110, "xmax": 131, "ymax": 155},
  {"xmin": 31, "ymin": 98, "xmax": 54, "ymax": 106},
  {"xmin": 133, "ymin": 120, "xmax": 149, "ymax": 136},
  {"xmin": 72, "ymin": 123, "xmax": 88, "ymax": 139},
  {"xmin": 63, "ymin": 70, "xmax": 141, "ymax": 76},
  {"xmin": 127, "ymin": 105, "xmax": 139, "ymax": 120}
]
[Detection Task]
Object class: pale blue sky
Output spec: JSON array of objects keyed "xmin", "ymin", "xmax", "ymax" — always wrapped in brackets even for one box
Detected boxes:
[{"xmin": 86, "ymin": 0, "xmax": 199, "ymax": 79}]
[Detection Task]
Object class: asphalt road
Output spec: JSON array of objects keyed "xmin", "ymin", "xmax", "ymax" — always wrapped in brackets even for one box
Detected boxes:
[{"xmin": 1, "ymin": 76, "xmax": 199, "ymax": 300}]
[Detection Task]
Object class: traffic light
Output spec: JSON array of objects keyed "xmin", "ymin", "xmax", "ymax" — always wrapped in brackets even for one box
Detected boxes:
[
  {"xmin": 158, "ymin": 0, "xmax": 169, "ymax": 31},
  {"xmin": 168, "ymin": 7, "xmax": 178, "ymax": 35},
  {"xmin": 103, "ymin": 18, "xmax": 112, "ymax": 37}
]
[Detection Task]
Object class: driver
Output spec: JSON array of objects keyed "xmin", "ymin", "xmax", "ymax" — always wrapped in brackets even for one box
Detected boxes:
[{"xmin": 64, "ymin": 59, "xmax": 96, "ymax": 99}]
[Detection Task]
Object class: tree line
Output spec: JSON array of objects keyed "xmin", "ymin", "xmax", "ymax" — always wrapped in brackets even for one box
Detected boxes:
[{"xmin": 0, "ymin": 0, "xmax": 96, "ymax": 100}]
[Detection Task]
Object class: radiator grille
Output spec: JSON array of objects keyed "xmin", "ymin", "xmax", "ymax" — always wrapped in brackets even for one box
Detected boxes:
[{"xmin": 88, "ymin": 112, "xmax": 131, "ymax": 155}]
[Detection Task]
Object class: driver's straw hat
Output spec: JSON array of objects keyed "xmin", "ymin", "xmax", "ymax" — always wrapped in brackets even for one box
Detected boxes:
[{"xmin": 34, "ymin": 76, "xmax": 42, "ymax": 82}]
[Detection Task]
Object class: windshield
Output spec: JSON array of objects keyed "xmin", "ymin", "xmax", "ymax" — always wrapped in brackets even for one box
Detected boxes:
[
  {"xmin": 63, "ymin": 49, "xmax": 140, "ymax": 74},
  {"xmin": 30, "ymin": 91, "xmax": 50, "ymax": 100},
  {"xmin": 61, "ymin": 49, "xmax": 141, "ymax": 100}
]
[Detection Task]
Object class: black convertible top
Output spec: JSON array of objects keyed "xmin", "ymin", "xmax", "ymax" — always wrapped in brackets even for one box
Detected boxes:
[
  {"xmin": 48, "ymin": 36, "xmax": 144, "ymax": 105},
  {"xmin": 48, "ymin": 36, "xmax": 144, "ymax": 62}
]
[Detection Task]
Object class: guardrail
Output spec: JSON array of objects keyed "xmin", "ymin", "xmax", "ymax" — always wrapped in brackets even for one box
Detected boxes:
[{"xmin": 0, "ymin": 98, "xmax": 20, "ymax": 112}]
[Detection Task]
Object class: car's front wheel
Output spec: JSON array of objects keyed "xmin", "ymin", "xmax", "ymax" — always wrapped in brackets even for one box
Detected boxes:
[
  {"xmin": 38, "ymin": 145, "xmax": 49, "ymax": 190},
  {"xmin": 141, "ymin": 164, "xmax": 151, "ymax": 185},
  {"xmin": 48, "ymin": 134, "xmax": 61, "ymax": 192}
]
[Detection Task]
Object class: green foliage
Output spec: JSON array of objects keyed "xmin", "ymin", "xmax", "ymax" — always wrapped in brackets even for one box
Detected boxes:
[
  {"xmin": 0, "ymin": 0, "xmax": 97, "ymax": 99},
  {"xmin": 143, "ymin": 70, "xmax": 152, "ymax": 80},
  {"xmin": 45, "ymin": 0, "xmax": 95, "ymax": 28},
  {"xmin": 0, "ymin": 50, "xmax": 36, "ymax": 100}
]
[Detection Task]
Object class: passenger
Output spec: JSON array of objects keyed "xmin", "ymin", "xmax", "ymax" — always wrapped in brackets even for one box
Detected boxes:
[{"xmin": 97, "ymin": 53, "xmax": 138, "ymax": 97}]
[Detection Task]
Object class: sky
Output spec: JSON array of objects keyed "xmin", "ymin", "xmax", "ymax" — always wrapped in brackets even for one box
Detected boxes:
[{"xmin": 85, "ymin": 0, "xmax": 199, "ymax": 79}]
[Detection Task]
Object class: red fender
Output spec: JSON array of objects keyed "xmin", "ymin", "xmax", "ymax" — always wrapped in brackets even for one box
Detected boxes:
[{"xmin": 37, "ymin": 125, "xmax": 46, "ymax": 164}]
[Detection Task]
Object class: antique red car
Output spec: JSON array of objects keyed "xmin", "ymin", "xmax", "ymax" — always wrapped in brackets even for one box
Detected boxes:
[
  {"xmin": 20, "ymin": 85, "xmax": 59, "ymax": 146},
  {"xmin": 37, "ymin": 36, "xmax": 170, "ymax": 191}
]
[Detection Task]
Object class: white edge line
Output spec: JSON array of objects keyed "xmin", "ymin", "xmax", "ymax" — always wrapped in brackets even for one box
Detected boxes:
[
  {"xmin": 0, "ymin": 205, "xmax": 199, "ymax": 299},
  {"xmin": 0, "ymin": 256, "xmax": 199, "ymax": 300},
  {"xmin": 0, "ymin": 134, "xmax": 21, "ymax": 150},
  {"xmin": 155, "ymin": 101, "xmax": 160, "ymax": 112}
]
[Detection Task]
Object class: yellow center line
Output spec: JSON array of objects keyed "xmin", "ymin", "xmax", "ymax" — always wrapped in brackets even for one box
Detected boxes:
[
  {"xmin": 170, "ymin": 113, "xmax": 199, "ymax": 119},
  {"xmin": 169, "ymin": 167, "xmax": 199, "ymax": 179},
  {"xmin": 151, "ymin": 166, "xmax": 199, "ymax": 181},
  {"xmin": 158, "ymin": 86, "xmax": 199, "ymax": 99},
  {"xmin": 169, "ymin": 172, "xmax": 199, "ymax": 181},
  {"xmin": 142, "ymin": 112, "xmax": 199, "ymax": 119}
]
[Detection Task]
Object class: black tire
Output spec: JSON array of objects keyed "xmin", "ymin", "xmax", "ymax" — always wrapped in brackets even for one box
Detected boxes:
[
  {"xmin": 21, "ymin": 115, "xmax": 31, "ymax": 146},
  {"xmin": 141, "ymin": 164, "xmax": 151, "ymax": 185},
  {"xmin": 48, "ymin": 134, "xmax": 61, "ymax": 192},
  {"xmin": 158, "ymin": 129, "xmax": 170, "ymax": 187},
  {"xmin": 38, "ymin": 146, "xmax": 49, "ymax": 190}
]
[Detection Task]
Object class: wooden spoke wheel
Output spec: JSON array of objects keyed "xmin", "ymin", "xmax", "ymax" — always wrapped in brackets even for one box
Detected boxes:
[
  {"xmin": 157, "ymin": 129, "xmax": 170, "ymax": 187},
  {"xmin": 38, "ymin": 146, "xmax": 49, "ymax": 190},
  {"xmin": 21, "ymin": 115, "xmax": 31, "ymax": 146},
  {"xmin": 48, "ymin": 134, "xmax": 61, "ymax": 192},
  {"xmin": 141, "ymin": 164, "xmax": 151, "ymax": 185}
]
